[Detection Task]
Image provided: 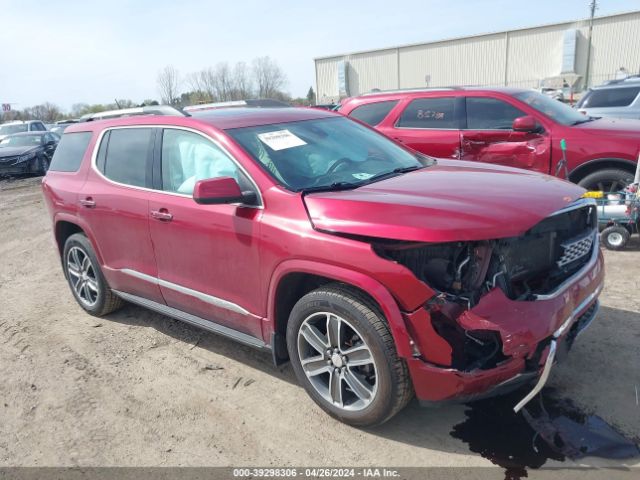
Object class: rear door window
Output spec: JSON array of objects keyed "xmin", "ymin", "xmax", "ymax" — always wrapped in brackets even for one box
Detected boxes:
[
  {"xmin": 465, "ymin": 97, "xmax": 526, "ymax": 130},
  {"xmin": 579, "ymin": 87, "xmax": 640, "ymax": 108},
  {"xmin": 101, "ymin": 128, "xmax": 153, "ymax": 187},
  {"xmin": 396, "ymin": 97, "xmax": 458, "ymax": 129},
  {"xmin": 48, "ymin": 132, "xmax": 92, "ymax": 172},
  {"xmin": 349, "ymin": 100, "xmax": 398, "ymax": 126}
]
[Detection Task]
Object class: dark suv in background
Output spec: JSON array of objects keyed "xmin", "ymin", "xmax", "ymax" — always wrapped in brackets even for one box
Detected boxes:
[{"xmin": 340, "ymin": 87, "xmax": 640, "ymax": 192}]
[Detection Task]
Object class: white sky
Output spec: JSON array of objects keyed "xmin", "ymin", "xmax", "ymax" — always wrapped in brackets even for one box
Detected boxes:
[{"xmin": 0, "ymin": 0, "xmax": 637, "ymax": 111}]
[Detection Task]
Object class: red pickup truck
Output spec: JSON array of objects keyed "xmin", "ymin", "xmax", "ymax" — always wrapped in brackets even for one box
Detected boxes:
[{"xmin": 339, "ymin": 87, "xmax": 640, "ymax": 192}]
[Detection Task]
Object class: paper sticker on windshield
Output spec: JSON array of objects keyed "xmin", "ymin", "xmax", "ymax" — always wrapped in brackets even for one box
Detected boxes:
[
  {"xmin": 258, "ymin": 130, "xmax": 306, "ymax": 151},
  {"xmin": 352, "ymin": 173, "xmax": 374, "ymax": 180}
]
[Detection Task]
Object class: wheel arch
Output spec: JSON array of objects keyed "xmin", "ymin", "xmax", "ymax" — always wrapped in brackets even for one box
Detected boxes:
[
  {"xmin": 266, "ymin": 260, "xmax": 414, "ymax": 364},
  {"xmin": 53, "ymin": 214, "xmax": 104, "ymax": 265},
  {"xmin": 569, "ymin": 157, "xmax": 637, "ymax": 184}
]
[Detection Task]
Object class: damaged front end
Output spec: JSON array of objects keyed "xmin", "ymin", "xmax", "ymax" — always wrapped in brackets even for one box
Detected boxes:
[{"xmin": 373, "ymin": 199, "xmax": 603, "ymax": 404}]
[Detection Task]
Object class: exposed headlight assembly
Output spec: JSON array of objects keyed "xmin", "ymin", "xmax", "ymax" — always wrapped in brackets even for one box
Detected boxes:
[{"xmin": 17, "ymin": 152, "xmax": 37, "ymax": 163}]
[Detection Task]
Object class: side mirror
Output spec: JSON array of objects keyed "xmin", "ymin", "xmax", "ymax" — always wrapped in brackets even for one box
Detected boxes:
[
  {"xmin": 512, "ymin": 115, "xmax": 538, "ymax": 133},
  {"xmin": 193, "ymin": 176, "xmax": 257, "ymax": 205}
]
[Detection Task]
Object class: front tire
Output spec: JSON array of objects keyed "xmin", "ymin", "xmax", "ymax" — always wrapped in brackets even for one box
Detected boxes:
[
  {"xmin": 578, "ymin": 168, "xmax": 634, "ymax": 193},
  {"xmin": 38, "ymin": 156, "xmax": 50, "ymax": 175},
  {"xmin": 286, "ymin": 283, "xmax": 413, "ymax": 427},
  {"xmin": 600, "ymin": 225, "xmax": 630, "ymax": 250},
  {"xmin": 62, "ymin": 233, "xmax": 124, "ymax": 316}
]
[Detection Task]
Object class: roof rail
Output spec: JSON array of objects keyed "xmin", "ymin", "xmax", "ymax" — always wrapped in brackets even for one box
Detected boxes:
[
  {"xmin": 361, "ymin": 86, "xmax": 464, "ymax": 96},
  {"xmin": 78, "ymin": 105, "xmax": 187, "ymax": 122},
  {"xmin": 601, "ymin": 74, "xmax": 640, "ymax": 86},
  {"xmin": 184, "ymin": 98, "xmax": 291, "ymax": 113}
]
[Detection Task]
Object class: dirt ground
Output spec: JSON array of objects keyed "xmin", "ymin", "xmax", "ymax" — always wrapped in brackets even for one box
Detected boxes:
[{"xmin": 0, "ymin": 176, "xmax": 638, "ymax": 472}]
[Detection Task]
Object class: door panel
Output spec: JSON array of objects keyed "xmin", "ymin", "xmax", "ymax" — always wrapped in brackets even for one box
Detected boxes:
[
  {"xmin": 79, "ymin": 128, "xmax": 163, "ymax": 303},
  {"xmin": 460, "ymin": 96, "xmax": 551, "ymax": 173},
  {"xmin": 380, "ymin": 96, "xmax": 462, "ymax": 159},
  {"xmin": 460, "ymin": 131, "xmax": 551, "ymax": 173},
  {"xmin": 147, "ymin": 128, "xmax": 264, "ymax": 339},
  {"xmin": 148, "ymin": 195, "xmax": 263, "ymax": 338}
]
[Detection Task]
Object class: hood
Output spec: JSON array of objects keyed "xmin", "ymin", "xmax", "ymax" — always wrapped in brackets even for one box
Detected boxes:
[
  {"xmin": 0, "ymin": 146, "xmax": 39, "ymax": 158},
  {"xmin": 574, "ymin": 117, "xmax": 640, "ymax": 137},
  {"xmin": 303, "ymin": 160, "xmax": 586, "ymax": 243}
]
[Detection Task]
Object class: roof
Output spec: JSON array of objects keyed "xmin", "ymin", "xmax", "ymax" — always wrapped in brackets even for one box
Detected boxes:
[
  {"xmin": 184, "ymin": 99, "xmax": 291, "ymax": 112},
  {"xmin": 9, "ymin": 131, "xmax": 48, "ymax": 137},
  {"xmin": 64, "ymin": 107, "xmax": 338, "ymax": 134},
  {"xmin": 592, "ymin": 76, "xmax": 640, "ymax": 89},
  {"xmin": 314, "ymin": 9, "xmax": 640, "ymax": 61},
  {"xmin": 346, "ymin": 86, "xmax": 530, "ymax": 102},
  {"xmin": 191, "ymin": 107, "xmax": 336, "ymax": 129}
]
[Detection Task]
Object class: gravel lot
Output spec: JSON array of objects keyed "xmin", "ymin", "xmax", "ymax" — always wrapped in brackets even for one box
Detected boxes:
[{"xmin": 0, "ymin": 176, "xmax": 638, "ymax": 474}]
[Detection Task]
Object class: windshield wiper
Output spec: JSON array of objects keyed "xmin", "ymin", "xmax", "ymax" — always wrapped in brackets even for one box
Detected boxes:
[
  {"xmin": 300, "ymin": 181, "xmax": 361, "ymax": 194},
  {"xmin": 570, "ymin": 117, "xmax": 596, "ymax": 125},
  {"xmin": 364, "ymin": 165, "xmax": 425, "ymax": 184}
]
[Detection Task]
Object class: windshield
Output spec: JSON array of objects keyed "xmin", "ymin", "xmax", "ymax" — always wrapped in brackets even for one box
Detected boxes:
[
  {"xmin": 0, "ymin": 135, "xmax": 43, "ymax": 147},
  {"xmin": 227, "ymin": 117, "xmax": 428, "ymax": 191},
  {"xmin": 513, "ymin": 91, "xmax": 588, "ymax": 125},
  {"xmin": 0, "ymin": 124, "xmax": 28, "ymax": 135}
]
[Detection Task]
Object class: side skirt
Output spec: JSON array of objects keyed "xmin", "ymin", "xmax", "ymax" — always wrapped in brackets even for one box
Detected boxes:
[{"xmin": 113, "ymin": 290, "xmax": 270, "ymax": 351}]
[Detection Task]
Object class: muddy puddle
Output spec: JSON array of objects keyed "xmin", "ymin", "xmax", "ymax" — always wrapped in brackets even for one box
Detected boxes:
[{"xmin": 451, "ymin": 387, "xmax": 639, "ymax": 480}]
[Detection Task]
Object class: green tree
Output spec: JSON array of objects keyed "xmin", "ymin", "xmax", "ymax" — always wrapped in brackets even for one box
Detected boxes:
[{"xmin": 306, "ymin": 87, "xmax": 316, "ymax": 105}]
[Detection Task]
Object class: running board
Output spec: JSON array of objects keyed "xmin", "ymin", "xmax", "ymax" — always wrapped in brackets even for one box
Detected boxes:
[{"xmin": 113, "ymin": 290, "xmax": 270, "ymax": 351}]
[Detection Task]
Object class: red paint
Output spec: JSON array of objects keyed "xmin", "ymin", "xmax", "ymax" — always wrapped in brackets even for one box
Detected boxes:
[
  {"xmin": 304, "ymin": 160, "xmax": 585, "ymax": 242},
  {"xmin": 193, "ymin": 176, "xmax": 243, "ymax": 204},
  {"xmin": 340, "ymin": 88, "xmax": 640, "ymax": 180},
  {"xmin": 41, "ymin": 108, "xmax": 604, "ymax": 404}
]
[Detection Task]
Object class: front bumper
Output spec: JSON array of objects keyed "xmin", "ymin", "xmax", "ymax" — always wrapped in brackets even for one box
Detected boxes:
[
  {"xmin": 406, "ymin": 240, "xmax": 604, "ymax": 406},
  {"xmin": 0, "ymin": 162, "xmax": 30, "ymax": 176}
]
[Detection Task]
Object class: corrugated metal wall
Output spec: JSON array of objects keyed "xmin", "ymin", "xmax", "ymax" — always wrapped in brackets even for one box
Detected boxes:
[
  {"xmin": 590, "ymin": 12, "xmax": 640, "ymax": 85},
  {"xmin": 347, "ymin": 49, "xmax": 399, "ymax": 95},
  {"xmin": 399, "ymin": 33, "xmax": 506, "ymax": 89},
  {"xmin": 315, "ymin": 11, "xmax": 640, "ymax": 101}
]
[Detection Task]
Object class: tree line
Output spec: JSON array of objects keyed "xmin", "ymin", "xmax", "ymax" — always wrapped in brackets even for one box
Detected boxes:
[
  {"xmin": 1, "ymin": 56, "xmax": 316, "ymax": 123},
  {"xmin": 157, "ymin": 56, "xmax": 311, "ymax": 106}
]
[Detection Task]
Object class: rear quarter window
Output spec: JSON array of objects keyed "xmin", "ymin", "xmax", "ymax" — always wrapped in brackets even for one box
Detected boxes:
[
  {"xmin": 48, "ymin": 132, "xmax": 93, "ymax": 172},
  {"xmin": 349, "ymin": 100, "xmax": 398, "ymax": 126}
]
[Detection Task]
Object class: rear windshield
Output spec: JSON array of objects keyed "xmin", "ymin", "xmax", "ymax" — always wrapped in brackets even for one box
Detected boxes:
[
  {"xmin": 577, "ymin": 87, "xmax": 640, "ymax": 108},
  {"xmin": 49, "ymin": 132, "xmax": 92, "ymax": 172}
]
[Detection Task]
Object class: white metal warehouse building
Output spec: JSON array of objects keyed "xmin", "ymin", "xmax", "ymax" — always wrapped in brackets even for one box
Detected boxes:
[{"xmin": 314, "ymin": 10, "xmax": 640, "ymax": 103}]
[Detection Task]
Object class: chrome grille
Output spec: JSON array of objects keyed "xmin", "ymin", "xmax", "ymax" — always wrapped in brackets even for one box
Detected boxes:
[{"xmin": 557, "ymin": 232, "xmax": 594, "ymax": 268}]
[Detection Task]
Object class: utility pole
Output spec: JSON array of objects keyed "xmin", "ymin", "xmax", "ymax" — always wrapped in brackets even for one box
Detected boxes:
[{"xmin": 584, "ymin": 0, "xmax": 597, "ymax": 89}]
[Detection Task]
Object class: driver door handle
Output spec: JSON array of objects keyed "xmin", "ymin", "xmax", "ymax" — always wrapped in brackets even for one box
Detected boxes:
[
  {"xmin": 79, "ymin": 197, "xmax": 96, "ymax": 208},
  {"xmin": 151, "ymin": 209, "xmax": 173, "ymax": 222}
]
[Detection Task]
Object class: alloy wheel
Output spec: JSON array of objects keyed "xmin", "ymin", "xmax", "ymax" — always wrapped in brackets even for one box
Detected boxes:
[
  {"xmin": 66, "ymin": 246, "xmax": 99, "ymax": 307},
  {"xmin": 297, "ymin": 312, "xmax": 378, "ymax": 411},
  {"xmin": 607, "ymin": 232, "xmax": 625, "ymax": 247}
]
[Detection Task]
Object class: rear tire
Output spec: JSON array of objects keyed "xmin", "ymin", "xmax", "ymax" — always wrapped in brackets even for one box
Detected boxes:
[
  {"xmin": 62, "ymin": 233, "xmax": 124, "ymax": 316},
  {"xmin": 578, "ymin": 168, "xmax": 634, "ymax": 193},
  {"xmin": 600, "ymin": 225, "xmax": 630, "ymax": 250},
  {"xmin": 286, "ymin": 283, "xmax": 413, "ymax": 427}
]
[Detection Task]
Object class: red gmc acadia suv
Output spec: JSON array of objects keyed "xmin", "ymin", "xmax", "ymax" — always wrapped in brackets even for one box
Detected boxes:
[
  {"xmin": 42, "ymin": 107, "xmax": 604, "ymax": 426},
  {"xmin": 339, "ymin": 87, "xmax": 640, "ymax": 192}
]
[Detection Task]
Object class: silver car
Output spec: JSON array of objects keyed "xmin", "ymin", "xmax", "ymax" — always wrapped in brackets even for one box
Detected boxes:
[{"xmin": 577, "ymin": 77, "xmax": 640, "ymax": 120}]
